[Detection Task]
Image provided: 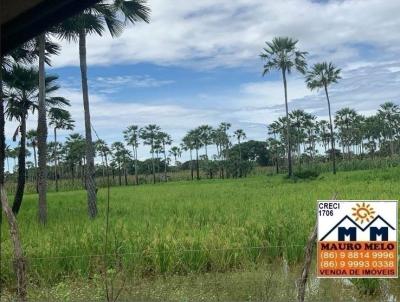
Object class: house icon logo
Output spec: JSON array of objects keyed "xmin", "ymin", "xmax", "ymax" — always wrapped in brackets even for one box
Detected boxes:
[{"xmin": 320, "ymin": 214, "xmax": 396, "ymax": 241}]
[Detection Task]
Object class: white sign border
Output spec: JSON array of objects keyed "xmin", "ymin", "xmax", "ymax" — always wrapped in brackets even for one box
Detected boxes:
[{"xmin": 316, "ymin": 200, "xmax": 398, "ymax": 279}]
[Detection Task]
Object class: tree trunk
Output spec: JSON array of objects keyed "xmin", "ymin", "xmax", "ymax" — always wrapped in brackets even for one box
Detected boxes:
[
  {"xmin": 1, "ymin": 185, "xmax": 28, "ymax": 301},
  {"xmin": 37, "ymin": 33, "xmax": 47, "ymax": 224},
  {"xmin": 0, "ymin": 58, "xmax": 5, "ymax": 186},
  {"xmin": 195, "ymin": 148, "xmax": 200, "ymax": 180},
  {"xmin": 123, "ymin": 160, "xmax": 128, "ymax": 186},
  {"xmin": 54, "ymin": 127, "xmax": 59, "ymax": 192},
  {"xmin": 275, "ymin": 137, "xmax": 279, "ymax": 174},
  {"xmin": 163, "ymin": 143, "xmax": 167, "ymax": 182},
  {"xmin": 118, "ymin": 164, "xmax": 122, "ymax": 186},
  {"xmin": 282, "ymin": 69, "xmax": 292, "ymax": 177},
  {"xmin": 151, "ymin": 148, "xmax": 155, "ymax": 184},
  {"xmin": 133, "ymin": 146, "xmax": 139, "ymax": 185},
  {"xmin": 79, "ymin": 30, "xmax": 97, "ymax": 218},
  {"xmin": 238, "ymin": 139, "xmax": 242, "ymax": 177},
  {"xmin": 0, "ymin": 59, "xmax": 4, "ymax": 297},
  {"xmin": 205, "ymin": 144, "xmax": 210, "ymax": 178},
  {"xmin": 101, "ymin": 155, "xmax": 105, "ymax": 180},
  {"xmin": 189, "ymin": 149, "xmax": 193, "ymax": 180},
  {"xmin": 276, "ymin": 157, "xmax": 279, "ymax": 174},
  {"xmin": 12, "ymin": 117, "xmax": 27, "ymax": 214},
  {"xmin": 389, "ymin": 129, "xmax": 394, "ymax": 158},
  {"xmin": 32, "ymin": 145, "xmax": 38, "ymax": 193},
  {"xmin": 324, "ymin": 84, "xmax": 336, "ymax": 175}
]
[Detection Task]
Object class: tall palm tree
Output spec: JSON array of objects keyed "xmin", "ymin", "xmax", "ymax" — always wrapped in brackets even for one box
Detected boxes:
[
  {"xmin": 123, "ymin": 125, "xmax": 140, "ymax": 185},
  {"xmin": 26, "ymin": 130, "xmax": 38, "ymax": 171},
  {"xmin": 3, "ymin": 65, "xmax": 68, "ymax": 215},
  {"xmin": 234, "ymin": 129, "xmax": 246, "ymax": 177},
  {"xmin": 335, "ymin": 107, "xmax": 357, "ymax": 159},
  {"xmin": 27, "ymin": 129, "xmax": 39, "ymax": 192},
  {"xmin": 213, "ymin": 123, "xmax": 231, "ymax": 179},
  {"xmin": 378, "ymin": 102, "xmax": 400, "ymax": 157},
  {"xmin": 181, "ymin": 136, "xmax": 194, "ymax": 180},
  {"xmin": 289, "ymin": 109, "xmax": 307, "ymax": 157},
  {"xmin": 1, "ymin": 42, "xmax": 37, "ymax": 190},
  {"xmin": 302, "ymin": 112, "xmax": 317, "ymax": 160},
  {"xmin": 64, "ymin": 133, "xmax": 86, "ymax": 184},
  {"xmin": 158, "ymin": 132, "xmax": 172, "ymax": 181},
  {"xmin": 317, "ymin": 120, "xmax": 331, "ymax": 153},
  {"xmin": 188, "ymin": 129, "xmax": 203, "ymax": 180},
  {"xmin": 140, "ymin": 124, "xmax": 160, "ymax": 184},
  {"xmin": 111, "ymin": 142, "xmax": 131, "ymax": 186},
  {"xmin": 198, "ymin": 125, "xmax": 213, "ymax": 158},
  {"xmin": 4, "ymin": 66, "xmax": 39, "ymax": 213},
  {"xmin": 36, "ymin": 33, "xmax": 61, "ymax": 224},
  {"xmin": 261, "ymin": 37, "xmax": 307, "ymax": 177},
  {"xmin": 198, "ymin": 125, "xmax": 213, "ymax": 178},
  {"xmin": 95, "ymin": 139, "xmax": 110, "ymax": 180},
  {"xmin": 58, "ymin": 0, "xmax": 150, "ymax": 218},
  {"xmin": 306, "ymin": 62, "xmax": 341, "ymax": 174},
  {"xmin": 49, "ymin": 108, "xmax": 75, "ymax": 192},
  {"xmin": 169, "ymin": 146, "xmax": 182, "ymax": 165},
  {"xmin": 268, "ymin": 121, "xmax": 282, "ymax": 174},
  {"xmin": 363, "ymin": 115, "xmax": 381, "ymax": 158}
]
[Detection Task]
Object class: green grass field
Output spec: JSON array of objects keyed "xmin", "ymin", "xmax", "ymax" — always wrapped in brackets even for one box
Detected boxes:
[{"xmin": 1, "ymin": 167, "xmax": 400, "ymax": 300}]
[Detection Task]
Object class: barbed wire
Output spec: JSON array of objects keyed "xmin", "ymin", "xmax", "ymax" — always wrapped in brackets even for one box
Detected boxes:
[{"xmin": 0, "ymin": 243, "xmax": 306, "ymax": 263}]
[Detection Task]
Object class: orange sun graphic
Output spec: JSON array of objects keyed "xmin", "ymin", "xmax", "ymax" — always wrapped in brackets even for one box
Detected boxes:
[{"xmin": 352, "ymin": 202, "xmax": 375, "ymax": 224}]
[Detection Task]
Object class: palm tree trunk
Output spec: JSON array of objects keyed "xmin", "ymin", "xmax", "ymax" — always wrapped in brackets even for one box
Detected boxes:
[
  {"xmin": 195, "ymin": 148, "xmax": 200, "ymax": 180},
  {"xmin": 101, "ymin": 155, "xmax": 105, "ymax": 180},
  {"xmin": 133, "ymin": 146, "xmax": 139, "ymax": 185},
  {"xmin": 163, "ymin": 143, "xmax": 167, "ymax": 182},
  {"xmin": 151, "ymin": 148, "xmax": 155, "ymax": 184},
  {"xmin": 54, "ymin": 127, "xmax": 59, "ymax": 192},
  {"xmin": 282, "ymin": 69, "xmax": 292, "ymax": 177},
  {"xmin": 33, "ymin": 145, "xmax": 38, "ymax": 193},
  {"xmin": 12, "ymin": 117, "xmax": 27, "ymax": 214},
  {"xmin": 0, "ymin": 61, "xmax": 5, "ymax": 186},
  {"xmin": 389, "ymin": 129, "xmax": 394, "ymax": 157},
  {"xmin": 156, "ymin": 151, "xmax": 160, "ymax": 174},
  {"xmin": 324, "ymin": 84, "xmax": 336, "ymax": 174},
  {"xmin": 189, "ymin": 149, "xmax": 193, "ymax": 180},
  {"xmin": 79, "ymin": 30, "xmax": 97, "ymax": 218},
  {"xmin": 238, "ymin": 139, "xmax": 242, "ymax": 177},
  {"xmin": 123, "ymin": 160, "xmax": 128, "ymax": 185},
  {"xmin": 118, "ymin": 163, "xmax": 122, "ymax": 186},
  {"xmin": 37, "ymin": 33, "xmax": 47, "ymax": 224}
]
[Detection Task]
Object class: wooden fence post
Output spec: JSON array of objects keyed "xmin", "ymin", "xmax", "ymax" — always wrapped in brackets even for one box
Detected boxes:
[
  {"xmin": 297, "ymin": 194, "xmax": 337, "ymax": 302},
  {"xmin": 0, "ymin": 185, "xmax": 27, "ymax": 301}
]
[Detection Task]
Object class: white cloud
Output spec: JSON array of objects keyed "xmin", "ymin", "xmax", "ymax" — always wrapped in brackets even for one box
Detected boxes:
[
  {"xmin": 51, "ymin": 0, "xmax": 400, "ymax": 69},
  {"xmin": 239, "ymin": 78, "xmax": 310, "ymax": 108}
]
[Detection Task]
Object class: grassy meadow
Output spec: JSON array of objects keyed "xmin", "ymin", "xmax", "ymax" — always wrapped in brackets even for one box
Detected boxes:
[{"xmin": 1, "ymin": 167, "xmax": 400, "ymax": 300}]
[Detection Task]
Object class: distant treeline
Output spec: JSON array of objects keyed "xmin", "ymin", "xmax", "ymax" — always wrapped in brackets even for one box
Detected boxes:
[{"xmin": 5, "ymin": 101, "xmax": 400, "ymax": 193}]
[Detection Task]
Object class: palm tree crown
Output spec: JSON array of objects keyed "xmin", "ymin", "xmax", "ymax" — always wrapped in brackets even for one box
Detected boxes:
[
  {"xmin": 306, "ymin": 62, "xmax": 341, "ymax": 90},
  {"xmin": 58, "ymin": 0, "xmax": 150, "ymax": 41},
  {"xmin": 49, "ymin": 108, "xmax": 75, "ymax": 131},
  {"xmin": 260, "ymin": 37, "xmax": 307, "ymax": 75}
]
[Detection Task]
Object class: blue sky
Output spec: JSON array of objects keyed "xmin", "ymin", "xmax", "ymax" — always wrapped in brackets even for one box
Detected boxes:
[{"xmin": 5, "ymin": 0, "xmax": 400, "ymax": 163}]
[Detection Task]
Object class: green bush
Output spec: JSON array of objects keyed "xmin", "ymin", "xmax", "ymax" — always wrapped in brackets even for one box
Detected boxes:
[{"xmin": 293, "ymin": 170, "xmax": 320, "ymax": 179}]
